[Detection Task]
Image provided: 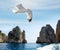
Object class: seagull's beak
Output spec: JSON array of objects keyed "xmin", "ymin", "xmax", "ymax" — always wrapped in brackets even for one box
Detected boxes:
[{"xmin": 28, "ymin": 18, "xmax": 32, "ymax": 22}]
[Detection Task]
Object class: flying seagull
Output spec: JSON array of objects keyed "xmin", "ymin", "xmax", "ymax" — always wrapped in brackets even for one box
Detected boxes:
[{"xmin": 12, "ymin": 4, "xmax": 32, "ymax": 22}]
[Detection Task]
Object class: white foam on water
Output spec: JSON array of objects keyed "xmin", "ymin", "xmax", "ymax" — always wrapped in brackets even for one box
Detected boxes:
[{"xmin": 37, "ymin": 44, "xmax": 59, "ymax": 50}]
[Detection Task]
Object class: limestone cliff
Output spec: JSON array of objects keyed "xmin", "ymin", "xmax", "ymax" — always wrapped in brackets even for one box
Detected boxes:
[
  {"xmin": 36, "ymin": 24, "xmax": 56, "ymax": 43},
  {"xmin": 7, "ymin": 26, "xmax": 27, "ymax": 43},
  {"xmin": 0, "ymin": 31, "xmax": 6, "ymax": 42},
  {"xmin": 56, "ymin": 20, "xmax": 60, "ymax": 42}
]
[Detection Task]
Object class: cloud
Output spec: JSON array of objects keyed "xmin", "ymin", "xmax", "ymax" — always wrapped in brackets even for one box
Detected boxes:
[
  {"xmin": 0, "ymin": 20, "xmax": 27, "ymax": 24},
  {"xmin": 0, "ymin": 2, "xmax": 4, "ymax": 7},
  {"xmin": 16, "ymin": 0, "xmax": 60, "ymax": 10},
  {"xmin": 1, "ymin": 0, "xmax": 60, "ymax": 10}
]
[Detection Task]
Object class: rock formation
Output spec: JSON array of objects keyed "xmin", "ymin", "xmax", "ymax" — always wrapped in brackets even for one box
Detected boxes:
[
  {"xmin": 56, "ymin": 20, "xmax": 60, "ymax": 42},
  {"xmin": 1, "ymin": 19, "xmax": 60, "ymax": 43},
  {"xmin": 0, "ymin": 31, "xmax": 7, "ymax": 42},
  {"xmin": 22, "ymin": 30, "xmax": 27, "ymax": 43},
  {"xmin": 36, "ymin": 24, "xmax": 56, "ymax": 43},
  {"xmin": 7, "ymin": 26, "xmax": 27, "ymax": 43}
]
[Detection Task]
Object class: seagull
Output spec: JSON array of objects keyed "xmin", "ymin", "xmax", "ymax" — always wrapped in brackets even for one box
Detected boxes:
[{"xmin": 12, "ymin": 4, "xmax": 32, "ymax": 22}]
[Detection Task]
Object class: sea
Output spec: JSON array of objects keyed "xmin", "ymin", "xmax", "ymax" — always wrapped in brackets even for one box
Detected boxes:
[{"xmin": 0, "ymin": 43, "xmax": 59, "ymax": 50}]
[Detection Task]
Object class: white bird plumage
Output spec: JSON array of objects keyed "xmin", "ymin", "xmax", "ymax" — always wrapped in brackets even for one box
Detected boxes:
[{"xmin": 12, "ymin": 4, "xmax": 32, "ymax": 22}]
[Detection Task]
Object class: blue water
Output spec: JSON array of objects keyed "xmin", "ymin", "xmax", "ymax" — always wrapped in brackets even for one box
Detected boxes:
[
  {"xmin": 0, "ymin": 43, "xmax": 60, "ymax": 50},
  {"xmin": 0, "ymin": 43, "xmax": 48, "ymax": 50}
]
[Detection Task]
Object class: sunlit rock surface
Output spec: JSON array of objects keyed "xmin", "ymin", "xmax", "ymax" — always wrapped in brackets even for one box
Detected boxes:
[{"xmin": 0, "ymin": 31, "xmax": 7, "ymax": 42}]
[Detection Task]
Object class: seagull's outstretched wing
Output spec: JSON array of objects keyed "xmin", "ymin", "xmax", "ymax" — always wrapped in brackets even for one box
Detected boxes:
[
  {"xmin": 12, "ymin": 4, "xmax": 25, "ymax": 13},
  {"xmin": 16, "ymin": 4, "xmax": 25, "ymax": 10},
  {"xmin": 26, "ymin": 9, "xmax": 32, "ymax": 22}
]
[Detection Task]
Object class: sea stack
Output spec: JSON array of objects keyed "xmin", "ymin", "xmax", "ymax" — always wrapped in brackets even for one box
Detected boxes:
[
  {"xmin": 0, "ymin": 31, "xmax": 7, "ymax": 42},
  {"xmin": 36, "ymin": 24, "xmax": 56, "ymax": 43},
  {"xmin": 7, "ymin": 26, "xmax": 27, "ymax": 43},
  {"xmin": 56, "ymin": 20, "xmax": 60, "ymax": 42}
]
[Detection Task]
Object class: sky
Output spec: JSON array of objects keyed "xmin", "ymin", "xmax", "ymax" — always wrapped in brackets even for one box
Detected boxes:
[{"xmin": 0, "ymin": 0, "xmax": 60, "ymax": 43}]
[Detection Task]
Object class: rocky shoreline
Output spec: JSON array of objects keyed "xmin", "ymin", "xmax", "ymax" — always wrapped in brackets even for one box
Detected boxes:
[
  {"xmin": 0, "ymin": 26, "xmax": 27, "ymax": 43},
  {"xmin": 0, "ymin": 20, "xmax": 60, "ymax": 43}
]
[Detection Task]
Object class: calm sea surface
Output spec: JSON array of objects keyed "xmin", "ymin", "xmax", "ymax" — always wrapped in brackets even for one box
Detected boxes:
[{"xmin": 0, "ymin": 43, "xmax": 59, "ymax": 50}]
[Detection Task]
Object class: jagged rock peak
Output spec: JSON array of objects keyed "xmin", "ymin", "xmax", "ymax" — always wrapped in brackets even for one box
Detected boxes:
[
  {"xmin": 36, "ymin": 24, "xmax": 56, "ymax": 43},
  {"xmin": 7, "ymin": 26, "xmax": 27, "ymax": 43}
]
